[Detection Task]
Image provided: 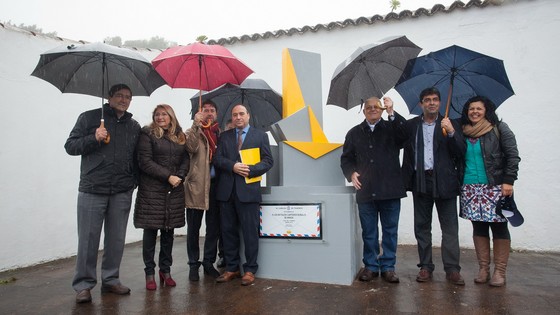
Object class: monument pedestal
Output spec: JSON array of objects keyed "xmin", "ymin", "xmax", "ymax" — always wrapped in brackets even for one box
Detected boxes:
[{"xmin": 257, "ymin": 186, "xmax": 362, "ymax": 285}]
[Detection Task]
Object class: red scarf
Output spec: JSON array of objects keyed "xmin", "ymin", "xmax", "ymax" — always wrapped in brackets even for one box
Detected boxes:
[{"xmin": 201, "ymin": 122, "xmax": 220, "ymax": 160}]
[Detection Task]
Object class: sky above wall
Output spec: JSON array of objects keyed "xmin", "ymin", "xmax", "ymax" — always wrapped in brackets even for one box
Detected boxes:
[{"xmin": 1, "ymin": 0, "xmax": 456, "ymax": 45}]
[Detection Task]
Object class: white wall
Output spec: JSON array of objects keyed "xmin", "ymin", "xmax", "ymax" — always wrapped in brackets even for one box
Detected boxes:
[{"xmin": 1, "ymin": 0, "xmax": 558, "ymax": 271}]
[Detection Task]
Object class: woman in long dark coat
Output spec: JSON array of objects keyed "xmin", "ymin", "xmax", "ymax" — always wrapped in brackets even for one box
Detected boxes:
[{"xmin": 134, "ymin": 104, "xmax": 189, "ymax": 290}]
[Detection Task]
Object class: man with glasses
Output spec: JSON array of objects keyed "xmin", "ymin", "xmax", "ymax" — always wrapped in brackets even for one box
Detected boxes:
[
  {"xmin": 65, "ymin": 84, "xmax": 141, "ymax": 303},
  {"xmin": 341, "ymin": 96, "xmax": 408, "ymax": 284},
  {"xmin": 402, "ymin": 87, "xmax": 467, "ymax": 285}
]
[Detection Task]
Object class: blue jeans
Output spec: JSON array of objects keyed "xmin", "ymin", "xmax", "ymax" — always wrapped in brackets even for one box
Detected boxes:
[{"xmin": 358, "ymin": 199, "xmax": 401, "ymax": 272}]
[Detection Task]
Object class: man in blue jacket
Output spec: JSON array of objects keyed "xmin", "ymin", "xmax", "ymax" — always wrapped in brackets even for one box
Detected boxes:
[
  {"xmin": 402, "ymin": 87, "xmax": 466, "ymax": 285},
  {"xmin": 341, "ymin": 96, "xmax": 408, "ymax": 283},
  {"xmin": 213, "ymin": 104, "xmax": 273, "ymax": 286},
  {"xmin": 65, "ymin": 84, "xmax": 141, "ymax": 303}
]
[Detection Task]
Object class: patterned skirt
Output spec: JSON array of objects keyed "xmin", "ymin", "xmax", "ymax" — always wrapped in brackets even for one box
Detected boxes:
[{"xmin": 460, "ymin": 184, "xmax": 507, "ymax": 222}]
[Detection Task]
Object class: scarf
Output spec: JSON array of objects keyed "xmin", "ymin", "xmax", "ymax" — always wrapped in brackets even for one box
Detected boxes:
[
  {"xmin": 462, "ymin": 118, "xmax": 493, "ymax": 139},
  {"xmin": 201, "ymin": 122, "xmax": 220, "ymax": 160}
]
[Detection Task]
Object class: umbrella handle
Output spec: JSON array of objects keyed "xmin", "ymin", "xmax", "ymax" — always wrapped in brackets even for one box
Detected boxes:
[
  {"xmin": 99, "ymin": 119, "xmax": 110, "ymax": 144},
  {"xmin": 442, "ymin": 81, "xmax": 454, "ymax": 136}
]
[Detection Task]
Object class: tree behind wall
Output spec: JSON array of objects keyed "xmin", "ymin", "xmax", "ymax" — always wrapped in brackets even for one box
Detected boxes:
[{"xmin": 104, "ymin": 35, "xmax": 177, "ymax": 49}]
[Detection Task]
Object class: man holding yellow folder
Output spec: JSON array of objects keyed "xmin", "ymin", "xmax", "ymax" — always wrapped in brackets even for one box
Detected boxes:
[{"xmin": 214, "ymin": 104, "xmax": 274, "ymax": 286}]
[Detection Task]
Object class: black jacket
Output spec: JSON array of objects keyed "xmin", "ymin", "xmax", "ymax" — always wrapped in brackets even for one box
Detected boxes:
[
  {"xmin": 340, "ymin": 113, "xmax": 408, "ymax": 203},
  {"xmin": 134, "ymin": 127, "xmax": 189, "ymax": 229},
  {"xmin": 468, "ymin": 121, "xmax": 520, "ymax": 186},
  {"xmin": 402, "ymin": 116, "xmax": 466, "ymax": 199},
  {"xmin": 65, "ymin": 104, "xmax": 140, "ymax": 194}
]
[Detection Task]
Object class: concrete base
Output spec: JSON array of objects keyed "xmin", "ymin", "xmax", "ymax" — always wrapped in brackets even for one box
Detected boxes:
[{"xmin": 256, "ymin": 185, "xmax": 362, "ymax": 285}]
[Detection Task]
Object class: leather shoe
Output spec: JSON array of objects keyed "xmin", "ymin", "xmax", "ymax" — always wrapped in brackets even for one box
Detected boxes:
[
  {"xmin": 217, "ymin": 257, "xmax": 226, "ymax": 268},
  {"xmin": 101, "ymin": 283, "xmax": 131, "ymax": 295},
  {"xmin": 216, "ymin": 271, "xmax": 241, "ymax": 283},
  {"xmin": 446, "ymin": 271, "xmax": 465, "ymax": 285},
  {"xmin": 381, "ymin": 271, "xmax": 400, "ymax": 283},
  {"xmin": 359, "ymin": 268, "xmax": 379, "ymax": 282},
  {"xmin": 203, "ymin": 263, "xmax": 221, "ymax": 278},
  {"xmin": 241, "ymin": 272, "xmax": 255, "ymax": 286},
  {"xmin": 75, "ymin": 289, "xmax": 91, "ymax": 303},
  {"xmin": 416, "ymin": 269, "xmax": 433, "ymax": 282}
]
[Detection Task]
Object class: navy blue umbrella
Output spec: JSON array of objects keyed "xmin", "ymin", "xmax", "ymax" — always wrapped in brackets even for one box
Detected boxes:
[{"xmin": 395, "ymin": 45, "xmax": 514, "ymax": 119}]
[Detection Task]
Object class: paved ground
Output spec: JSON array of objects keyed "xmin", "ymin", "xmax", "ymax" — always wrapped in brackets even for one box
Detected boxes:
[{"xmin": 1, "ymin": 236, "xmax": 559, "ymax": 315}]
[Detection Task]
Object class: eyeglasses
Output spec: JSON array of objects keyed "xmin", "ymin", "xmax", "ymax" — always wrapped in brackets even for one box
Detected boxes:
[
  {"xmin": 422, "ymin": 97, "xmax": 439, "ymax": 104},
  {"xmin": 113, "ymin": 93, "xmax": 132, "ymax": 100}
]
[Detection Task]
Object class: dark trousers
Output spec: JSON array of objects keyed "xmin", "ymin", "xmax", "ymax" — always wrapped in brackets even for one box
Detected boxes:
[
  {"xmin": 142, "ymin": 228, "xmax": 174, "ymax": 275},
  {"xmin": 413, "ymin": 177, "xmax": 461, "ymax": 273},
  {"xmin": 186, "ymin": 182, "xmax": 221, "ymax": 267},
  {"xmin": 220, "ymin": 193, "xmax": 260, "ymax": 274}
]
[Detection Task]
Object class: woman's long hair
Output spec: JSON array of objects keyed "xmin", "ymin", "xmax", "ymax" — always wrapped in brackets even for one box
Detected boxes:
[
  {"xmin": 460, "ymin": 95, "xmax": 500, "ymax": 126},
  {"xmin": 149, "ymin": 104, "xmax": 186, "ymax": 145}
]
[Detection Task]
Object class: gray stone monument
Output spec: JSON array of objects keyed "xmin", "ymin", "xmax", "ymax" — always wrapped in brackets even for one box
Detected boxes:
[{"xmin": 256, "ymin": 48, "xmax": 361, "ymax": 285}]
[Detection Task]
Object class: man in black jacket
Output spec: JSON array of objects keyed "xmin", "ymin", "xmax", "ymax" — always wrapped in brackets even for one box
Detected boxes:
[
  {"xmin": 65, "ymin": 84, "xmax": 141, "ymax": 303},
  {"xmin": 341, "ymin": 96, "xmax": 408, "ymax": 283},
  {"xmin": 402, "ymin": 87, "xmax": 466, "ymax": 285}
]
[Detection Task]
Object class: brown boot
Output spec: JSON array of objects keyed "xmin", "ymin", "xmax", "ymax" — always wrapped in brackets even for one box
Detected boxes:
[
  {"xmin": 490, "ymin": 239, "xmax": 511, "ymax": 287},
  {"xmin": 473, "ymin": 236, "xmax": 491, "ymax": 284}
]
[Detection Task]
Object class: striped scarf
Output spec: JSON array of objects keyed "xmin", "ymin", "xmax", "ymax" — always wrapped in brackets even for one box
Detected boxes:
[{"xmin": 201, "ymin": 122, "xmax": 220, "ymax": 160}]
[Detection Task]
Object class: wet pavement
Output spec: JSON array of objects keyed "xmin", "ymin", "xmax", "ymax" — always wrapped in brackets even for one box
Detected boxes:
[{"xmin": 1, "ymin": 236, "xmax": 559, "ymax": 315}]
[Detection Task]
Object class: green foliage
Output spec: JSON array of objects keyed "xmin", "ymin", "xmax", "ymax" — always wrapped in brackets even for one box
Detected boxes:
[
  {"xmin": 390, "ymin": 0, "xmax": 401, "ymax": 12},
  {"xmin": 0, "ymin": 277, "xmax": 17, "ymax": 284},
  {"xmin": 196, "ymin": 35, "xmax": 208, "ymax": 43}
]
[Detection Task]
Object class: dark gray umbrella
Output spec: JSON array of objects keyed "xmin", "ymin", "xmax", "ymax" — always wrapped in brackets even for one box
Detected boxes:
[
  {"xmin": 31, "ymin": 42, "xmax": 166, "ymax": 143},
  {"xmin": 31, "ymin": 42, "xmax": 165, "ymax": 100},
  {"xmin": 190, "ymin": 78, "xmax": 282, "ymax": 131},
  {"xmin": 327, "ymin": 35, "xmax": 422, "ymax": 110}
]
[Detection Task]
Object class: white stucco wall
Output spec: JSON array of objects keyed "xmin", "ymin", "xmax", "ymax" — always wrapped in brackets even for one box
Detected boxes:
[{"xmin": 1, "ymin": 0, "xmax": 558, "ymax": 271}]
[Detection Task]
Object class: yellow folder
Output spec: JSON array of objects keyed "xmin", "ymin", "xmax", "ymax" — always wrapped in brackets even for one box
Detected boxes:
[{"xmin": 240, "ymin": 147, "xmax": 262, "ymax": 184}]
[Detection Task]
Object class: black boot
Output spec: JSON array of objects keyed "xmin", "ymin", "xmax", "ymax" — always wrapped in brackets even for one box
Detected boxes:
[
  {"xmin": 203, "ymin": 262, "xmax": 220, "ymax": 278},
  {"xmin": 189, "ymin": 262, "xmax": 201, "ymax": 281}
]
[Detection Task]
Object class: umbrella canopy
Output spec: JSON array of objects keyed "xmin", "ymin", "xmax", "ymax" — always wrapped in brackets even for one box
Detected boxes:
[
  {"xmin": 395, "ymin": 45, "xmax": 515, "ymax": 119},
  {"xmin": 327, "ymin": 35, "xmax": 422, "ymax": 110},
  {"xmin": 31, "ymin": 42, "xmax": 166, "ymax": 98},
  {"xmin": 190, "ymin": 78, "xmax": 282, "ymax": 131},
  {"xmin": 152, "ymin": 42, "xmax": 253, "ymax": 92}
]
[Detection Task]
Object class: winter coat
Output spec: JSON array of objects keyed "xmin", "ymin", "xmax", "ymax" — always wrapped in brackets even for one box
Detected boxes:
[
  {"xmin": 184, "ymin": 124, "xmax": 216, "ymax": 210},
  {"xmin": 340, "ymin": 113, "xmax": 408, "ymax": 203},
  {"xmin": 467, "ymin": 121, "xmax": 520, "ymax": 186},
  {"xmin": 65, "ymin": 104, "xmax": 140, "ymax": 194},
  {"xmin": 402, "ymin": 116, "xmax": 466, "ymax": 199},
  {"xmin": 134, "ymin": 127, "xmax": 189, "ymax": 229}
]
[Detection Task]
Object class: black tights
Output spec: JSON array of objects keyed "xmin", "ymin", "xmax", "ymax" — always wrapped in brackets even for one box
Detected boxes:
[{"xmin": 472, "ymin": 221, "xmax": 510, "ymax": 240}]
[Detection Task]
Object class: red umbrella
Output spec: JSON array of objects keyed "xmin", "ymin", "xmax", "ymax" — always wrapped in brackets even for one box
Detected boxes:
[{"xmin": 152, "ymin": 42, "xmax": 253, "ymax": 113}]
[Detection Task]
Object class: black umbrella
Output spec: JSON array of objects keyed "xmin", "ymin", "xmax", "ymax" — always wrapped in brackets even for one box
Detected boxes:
[
  {"xmin": 327, "ymin": 35, "xmax": 422, "ymax": 110},
  {"xmin": 32, "ymin": 42, "xmax": 165, "ymax": 143},
  {"xmin": 190, "ymin": 78, "xmax": 282, "ymax": 130},
  {"xmin": 31, "ymin": 42, "xmax": 166, "ymax": 116}
]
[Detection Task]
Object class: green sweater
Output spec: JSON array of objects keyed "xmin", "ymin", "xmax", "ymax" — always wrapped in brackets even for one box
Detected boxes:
[{"xmin": 463, "ymin": 139, "xmax": 488, "ymax": 185}]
